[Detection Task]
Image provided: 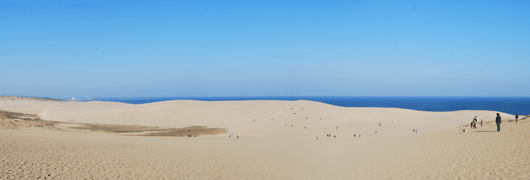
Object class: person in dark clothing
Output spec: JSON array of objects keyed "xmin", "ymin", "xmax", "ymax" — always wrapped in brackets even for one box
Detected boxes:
[
  {"xmin": 496, "ymin": 113, "xmax": 502, "ymax": 132},
  {"xmin": 516, "ymin": 113, "xmax": 519, "ymax": 123},
  {"xmin": 473, "ymin": 116, "xmax": 478, "ymax": 128}
]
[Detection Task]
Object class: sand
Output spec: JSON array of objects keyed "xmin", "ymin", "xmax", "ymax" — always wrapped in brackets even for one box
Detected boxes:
[{"xmin": 1, "ymin": 98, "xmax": 528, "ymax": 179}]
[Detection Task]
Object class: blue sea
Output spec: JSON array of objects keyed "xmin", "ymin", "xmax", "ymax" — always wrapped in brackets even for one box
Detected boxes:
[{"xmin": 81, "ymin": 97, "xmax": 530, "ymax": 116}]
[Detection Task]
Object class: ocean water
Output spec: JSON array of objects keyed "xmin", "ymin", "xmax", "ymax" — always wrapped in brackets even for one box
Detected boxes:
[{"xmin": 84, "ymin": 97, "xmax": 530, "ymax": 116}]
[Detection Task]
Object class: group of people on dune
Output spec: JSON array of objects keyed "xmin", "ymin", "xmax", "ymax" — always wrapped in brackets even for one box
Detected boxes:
[{"xmin": 469, "ymin": 113, "xmax": 520, "ymax": 132}]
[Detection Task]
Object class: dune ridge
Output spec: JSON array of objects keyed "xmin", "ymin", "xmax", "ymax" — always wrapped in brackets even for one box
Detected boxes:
[
  {"xmin": 1, "ymin": 99, "xmax": 528, "ymax": 179},
  {"xmin": 0, "ymin": 99, "xmax": 514, "ymax": 137}
]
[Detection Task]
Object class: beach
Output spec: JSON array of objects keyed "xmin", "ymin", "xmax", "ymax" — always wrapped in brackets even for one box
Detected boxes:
[{"xmin": 1, "ymin": 98, "xmax": 528, "ymax": 179}]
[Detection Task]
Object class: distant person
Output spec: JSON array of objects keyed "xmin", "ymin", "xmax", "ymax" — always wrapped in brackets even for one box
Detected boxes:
[
  {"xmin": 378, "ymin": 122, "xmax": 381, "ymax": 126},
  {"xmin": 415, "ymin": 129, "xmax": 418, "ymax": 133},
  {"xmin": 375, "ymin": 131, "xmax": 377, "ymax": 134},
  {"xmin": 354, "ymin": 134, "xmax": 356, "ymax": 137},
  {"xmin": 516, "ymin": 113, "xmax": 519, "ymax": 123},
  {"xmin": 481, "ymin": 119, "xmax": 483, "ymax": 126},
  {"xmin": 316, "ymin": 136, "xmax": 318, "ymax": 140},
  {"xmin": 413, "ymin": 129, "xmax": 415, "ymax": 133},
  {"xmin": 473, "ymin": 116, "xmax": 478, "ymax": 128},
  {"xmin": 496, "ymin": 113, "xmax": 502, "ymax": 132},
  {"xmin": 237, "ymin": 135, "xmax": 240, "ymax": 139}
]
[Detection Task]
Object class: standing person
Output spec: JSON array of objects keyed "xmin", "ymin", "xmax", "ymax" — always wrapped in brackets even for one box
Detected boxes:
[
  {"xmin": 473, "ymin": 116, "xmax": 478, "ymax": 128},
  {"xmin": 496, "ymin": 113, "xmax": 502, "ymax": 132},
  {"xmin": 516, "ymin": 113, "xmax": 519, "ymax": 123},
  {"xmin": 481, "ymin": 119, "xmax": 483, "ymax": 126}
]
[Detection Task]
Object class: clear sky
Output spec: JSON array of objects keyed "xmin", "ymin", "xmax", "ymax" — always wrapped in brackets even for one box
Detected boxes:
[{"xmin": 1, "ymin": 0, "xmax": 529, "ymax": 98}]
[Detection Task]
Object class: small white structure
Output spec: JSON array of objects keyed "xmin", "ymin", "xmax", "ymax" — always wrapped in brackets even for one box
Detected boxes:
[{"xmin": 72, "ymin": 97, "xmax": 75, "ymax": 101}]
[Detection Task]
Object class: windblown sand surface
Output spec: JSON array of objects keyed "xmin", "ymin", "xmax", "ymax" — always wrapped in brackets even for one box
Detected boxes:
[{"xmin": 1, "ymin": 99, "xmax": 528, "ymax": 179}]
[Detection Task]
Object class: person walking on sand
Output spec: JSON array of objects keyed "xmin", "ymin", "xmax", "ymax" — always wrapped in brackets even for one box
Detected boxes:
[
  {"xmin": 516, "ymin": 113, "xmax": 519, "ymax": 123},
  {"xmin": 481, "ymin": 119, "xmax": 483, "ymax": 126},
  {"xmin": 496, "ymin": 113, "xmax": 502, "ymax": 132}
]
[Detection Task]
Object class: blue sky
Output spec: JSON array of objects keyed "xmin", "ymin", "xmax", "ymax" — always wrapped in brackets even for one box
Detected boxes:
[{"xmin": 1, "ymin": 0, "xmax": 529, "ymax": 98}]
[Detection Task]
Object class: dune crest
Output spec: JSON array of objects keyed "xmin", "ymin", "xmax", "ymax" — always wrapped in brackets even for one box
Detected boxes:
[
  {"xmin": 0, "ymin": 99, "xmax": 512, "ymax": 137},
  {"xmin": 1, "ymin": 99, "xmax": 529, "ymax": 179}
]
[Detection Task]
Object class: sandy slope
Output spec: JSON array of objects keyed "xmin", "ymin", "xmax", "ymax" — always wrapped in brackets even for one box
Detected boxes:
[
  {"xmin": 0, "ymin": 99, "xmax": 513, "ymax": 137},
  {"xmin": 1, "ymin": 99, "xmax": 527, "ymax": 179}
]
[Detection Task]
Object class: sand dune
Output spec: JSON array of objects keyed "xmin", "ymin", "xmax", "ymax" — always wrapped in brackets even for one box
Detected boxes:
[
  {"xmin": 0, "ymin": 99, "xmax": 513, "ymax": 137},
  {"xmin": 1, "ymin": 99, "xmax": 528, "ymax": 179}
]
